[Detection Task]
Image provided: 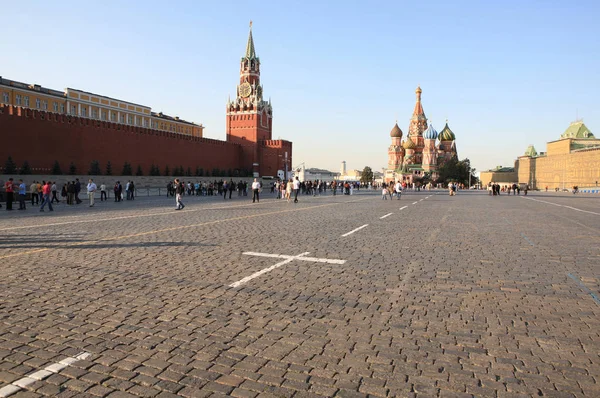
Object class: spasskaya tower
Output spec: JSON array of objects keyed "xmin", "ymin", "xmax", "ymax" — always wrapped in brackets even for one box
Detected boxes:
[{"xmin": 226, "ymin": 22, "xmax": 276, "ymax": 176}]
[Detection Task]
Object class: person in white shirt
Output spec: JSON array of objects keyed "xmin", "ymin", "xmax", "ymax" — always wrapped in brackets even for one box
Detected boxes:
[
  {"xmin": 51, "ymin": 182, "xmax": 59, "ymax": 203},
  {"xmin": 394, "ymin": 181, "xmax": 402, "ymax": 200},
  {"xmin": 293, "ymin": 177, "xmax": 301, "ymax": 203},
  {"xmin": 251, "ymin": 178, "xmax": 261, "ymax": 203},
  {"xmin": 125, "ymin": 181, "xmax": 131, "ymax": 200},
  {"xmin": 87, "ymin": 179, "xmax": 97, "ymax": 207},
  {"xmin": 100, "ymin": 183, "xmax": 107, "ymax": 201}
]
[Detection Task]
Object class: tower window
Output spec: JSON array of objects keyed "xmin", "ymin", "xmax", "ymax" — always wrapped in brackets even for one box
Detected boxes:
[{"xmin": 2, "ymin": 92, "xmax": 9, "ymax": 103}]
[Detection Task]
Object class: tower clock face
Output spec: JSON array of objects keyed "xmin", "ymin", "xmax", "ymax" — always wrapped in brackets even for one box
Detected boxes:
[{"xmin": 239, "ymin": 82, "xmax": 252, "ymax": 98}]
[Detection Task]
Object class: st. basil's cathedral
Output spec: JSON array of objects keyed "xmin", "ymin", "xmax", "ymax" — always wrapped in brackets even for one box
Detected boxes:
[{"xmin": 386, "ymin": 87, "xmax": 458, "ymax": 183}]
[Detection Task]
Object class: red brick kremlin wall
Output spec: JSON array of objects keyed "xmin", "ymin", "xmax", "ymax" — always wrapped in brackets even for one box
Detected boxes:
[
  {"xmin": 0, "ymin": 105, "xmax": 241, "ymax": 174},
  {"xmin": 0, "ymin": 105, "xmax": 291, "ymax": 176}
]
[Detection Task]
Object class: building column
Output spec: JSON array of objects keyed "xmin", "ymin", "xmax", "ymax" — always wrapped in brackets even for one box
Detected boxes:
[
  {"xmin": 78, "ymin": 103, "xmax": 81, "ymax": 116},
  {"xmin": 117, "ymin": 111, "xmax": 120, "ymax": 124}
]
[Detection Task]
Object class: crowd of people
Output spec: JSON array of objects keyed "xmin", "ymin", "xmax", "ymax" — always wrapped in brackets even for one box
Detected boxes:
[
  {"xmin": 0, "ymin": 177, "xmax": 139, "ymax": 211},
  {"xmin": 487, "ymin": 182, "xmax": 528, "ymax": 196},
  {"xmin": 1, "ymin": 175, "xmax": 451, "ymax": 213}
]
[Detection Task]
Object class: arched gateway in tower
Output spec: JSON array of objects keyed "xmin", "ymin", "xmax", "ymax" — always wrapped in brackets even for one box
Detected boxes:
[{"xmin": 226, "ymin": 23, "xmax": 292, "ymax": 178}]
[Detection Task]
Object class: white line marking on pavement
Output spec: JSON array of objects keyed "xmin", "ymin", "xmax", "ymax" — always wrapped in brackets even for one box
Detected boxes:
[
  {"xmin": 380, "ymin": 213, "xmax": 393, "ymax": 219},
  {"xmin": 520, "ymin": 232, "xmax": 535, "ymax": 246},
  {"xmin": 242, "ymin": 252, "xmax": 346, "ymax": 264},
  {"xmin": 0, "ymin": 352, "xmax": 91, "ymax": 398},
  {"xmin": 419, "ymin": 199, "xmax": 424, "ymax": 201},
  {"xmin": 400, "ymin": 206, "xmax": 408, "ymax": 210},
  {"xmin": 412, "ymin": 201, "xmax": 418, "ymax": 205},
  {"xmin": 341, "ymin": 224, "xmax": 369, "ymax": 237},
  {"xmin": 230, "ymin": 252, "xmax": 347, "ymax": 288},
  {"xmin": 230, "ymin": 252, "xmax": 309, "ymax": 288},
  {"xmin": 523, "ymin": 197, "xmax": 600, "ymax": 216}
]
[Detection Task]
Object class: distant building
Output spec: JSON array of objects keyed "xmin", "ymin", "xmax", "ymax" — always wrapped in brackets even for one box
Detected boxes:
[
  {"xmin": 516, "ymin": 120, "xmax": 600, "ymax": 189},
  {"xmin": 294, "ymin": 165, "xmax": 337, "ymax": 182},
  {"xmin": 385, "ymin": 87, "xmax": 458, "ymax": 183},
  {"xmin": 480, "ymin": 166, "xmax": 518, "ymax": 187},
  {"xmin": 0, "ymin": 23, "xmax": 292, "ymax": 178},
  {"xmin": 0, "ymin": 77, "xmax": 204, "ymax": 137}
]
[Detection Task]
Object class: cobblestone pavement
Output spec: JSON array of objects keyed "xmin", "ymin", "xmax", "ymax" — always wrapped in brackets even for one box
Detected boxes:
[{"xmin": 0, "ymin": 190, "xmax": 599, "ymax": 398}]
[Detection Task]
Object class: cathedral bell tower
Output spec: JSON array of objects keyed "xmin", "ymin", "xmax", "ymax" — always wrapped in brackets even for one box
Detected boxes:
[
  {"xmin": 408, "ymin": 86, "xmax": 427, "ymax": 165},
  {"xmin": 226, "ymin": 22, "xmax": 273, "ymax": 176}
]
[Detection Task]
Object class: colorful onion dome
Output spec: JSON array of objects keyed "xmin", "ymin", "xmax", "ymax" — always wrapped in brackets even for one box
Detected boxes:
[
  {"xmin": 402, "ymin": 137, "xmax": 416, "ymax": 149},
  {"xmin": 423, "ymin": 123, "xmax": 438, "ymax": 140},
  {"xmin": 439, "ymin": 121, "xmax": 456, "ymax": 141},
  {"xmin": 390, "ymin": 123, "xmax": 403, "ymax": 138}
]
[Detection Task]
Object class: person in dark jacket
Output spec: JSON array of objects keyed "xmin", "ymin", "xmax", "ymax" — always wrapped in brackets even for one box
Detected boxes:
[{"xmin": 75, "ymin": 178, "xmax": 82, "ymax": 204}]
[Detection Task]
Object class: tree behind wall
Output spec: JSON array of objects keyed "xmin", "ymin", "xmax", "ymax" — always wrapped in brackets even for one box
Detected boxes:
[
  {"xmin": 51, "ymin": 160, "xmax": 62, "ymax": 175},
  {"xmin": 360, "ymin": 166, "xmax": 373, "ymax": 184},
  {"xmin": 20, "ymin": 161, "xmax": 32, "ymax": 175},
  {"xmin": 136, "ymin": 165, "xmax": 144, "ymax": 176},
  {"xmin": 149, "ymin": 164, "xmax": 160, "ymax": 176},
  {"xmin": 68, "ymin": 162, "xmax": 77, "ymax": 175},
  {"xmin": 88, "ymin": 160, "xmax": 102, "ymax": 175},
  {"xmin": 185, "ymin": 167, "xmax": 192, "ymax": 177},
  {"xmin": 164, "ymin": 165, "xmax": 170, "ymax": 176},
  {"xmin": 122, "ymin": 162, "xmax": 132, "ymax": 176},
  {"xmin": 4, "ymin": 156, "xmax": 17, "ymax": 174},
  {"xmin": 105, "ymin": 161, "xmax": 113, "ymax": 176}
]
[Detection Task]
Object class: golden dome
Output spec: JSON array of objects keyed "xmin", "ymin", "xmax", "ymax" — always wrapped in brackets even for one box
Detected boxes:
[{"xmin": 402, "ymin": 137, "xmax": 416, "ymax": 149}]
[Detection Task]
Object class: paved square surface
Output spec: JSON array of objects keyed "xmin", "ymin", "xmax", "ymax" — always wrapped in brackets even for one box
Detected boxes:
[{"xmin": 0, "ymin": 190, "xmax": 599, "ymax": 397}]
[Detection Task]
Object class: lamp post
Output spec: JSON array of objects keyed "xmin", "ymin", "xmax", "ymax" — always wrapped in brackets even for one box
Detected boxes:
[
  {"xmin": 468, "ymin": 165, "xmax": 471, "ymax": 190},
  {"xmin": 278, "ymin": 152, "xmax": 290, "ymax": 180}
]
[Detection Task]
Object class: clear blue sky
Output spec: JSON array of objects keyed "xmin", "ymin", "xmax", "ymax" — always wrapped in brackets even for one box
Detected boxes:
[{"xmin": 2, "ymin": 0, "xmax": 599, "ymax": 174}]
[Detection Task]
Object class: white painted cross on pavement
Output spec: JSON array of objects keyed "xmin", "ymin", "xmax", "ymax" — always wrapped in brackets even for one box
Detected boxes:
[{"xmin": 229, "ymin": 252, "xmax": 346, "ymax": 288}]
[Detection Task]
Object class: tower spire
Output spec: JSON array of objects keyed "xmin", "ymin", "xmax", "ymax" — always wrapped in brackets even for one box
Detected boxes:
[
  {"xmin": 245, "ymin": 21, "xmax": 257, "ymax": 59},
  {"xmin": 413, "ymin": 86, "xmax": 424, "ymax": 117}
]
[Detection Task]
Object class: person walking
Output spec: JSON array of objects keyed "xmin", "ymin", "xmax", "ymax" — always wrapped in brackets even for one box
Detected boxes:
[
  {"xmin": 36, "ymin": 181, "xmax": 43, "ymax": 204},
  {"xmin": 394, "ymin": 181, "xmax": 402, "ymax": 200},
  {"xmin": 4, "ymin": 178, "xmax": 15, "ymax": 210},
  {"xmin": 61, "ymin": 183, "xmax": 67, "ymax": 202},
  {"xmin": 67, "ymin": 181, "xmax": 75, "ymax": 205},
  {"xmin": 285, "ymin": 178, "xmax": 293, "ymax": 203},
  {"xmin": 293, "ymin": 177, "xmax": 300, "ymax": 203},
  {"xmin": 74, "ymin": 178, "xmax": 82, "ymax": 204},
  {"xmin": 251, "ymin": 178, "xmax": 261, "ymax": 203},
  {"xmin": 228, "ymin": 179, "xmax": 235, "ymax": 199},
  {"xmin": 87, "ymin": 179, "xmax": 97, "ymax": 207},
  {"xmin": 129, "ymin": 181, "xmax": 135, "ymax": 200},
  {"xmin": 175, "ymin": 178, "xmax": 185, "ymax": 210},
  {"xmin": 51, "ymin": 182, "xmax": 60, "ymax": 203},
  {"xmin": 39, "ymin": 181, "xmax": 53, "ymax": 212},
  {"xmin": 30, "ymin": 181, "xmax": 39, "ymax": 205},
  {"xmin": 18, "ymin": 179, "xmax": 26, "ymax": 210},
  {"xmin": 100, "ymin": 183, "xmax": 107, "ymax": 201}
]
